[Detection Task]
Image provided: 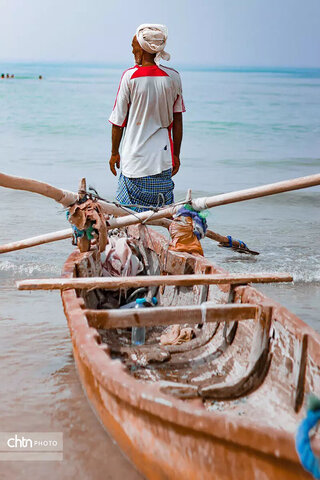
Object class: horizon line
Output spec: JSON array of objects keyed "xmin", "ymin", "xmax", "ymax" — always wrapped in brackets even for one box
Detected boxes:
[{"xmin": 1, "ymin": 60, "xmax": 320, "ymax": 71}]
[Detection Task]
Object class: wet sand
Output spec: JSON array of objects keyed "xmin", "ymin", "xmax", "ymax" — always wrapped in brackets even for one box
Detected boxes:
[{"xmin": 0, "ymin": 284, "xmax": 142, "ymax": 480}]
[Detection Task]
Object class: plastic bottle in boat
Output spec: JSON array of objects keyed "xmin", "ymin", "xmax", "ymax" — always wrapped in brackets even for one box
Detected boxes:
[
  {"xmin": 131, "ymin": 298, "xmax": 147, "ymax": 346},
  {"xmin": 131, "ymin": 297, "xmax": 158, "ymax": 345},
  {"xmin": 120, "ymin": 297, "xmax": 157, "ymax": 345}
]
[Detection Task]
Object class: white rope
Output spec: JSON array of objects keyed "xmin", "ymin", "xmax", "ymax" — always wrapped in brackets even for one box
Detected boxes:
[{"xmin": 57, "ymin": 190, "xmax": 78, "ymax": 207}]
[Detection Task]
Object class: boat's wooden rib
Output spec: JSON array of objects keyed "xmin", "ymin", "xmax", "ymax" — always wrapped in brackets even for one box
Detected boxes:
[
  {"xmin": 293, "ymin": 333, "xmax": 308, "ymax": 413},
  {"xmin": 199, "ymin": 305, "xmax": 273, "ymax": 400},
  {"xmin": 85, "ymin": 303, "xmax": 258, "ymax": 329},
  {"xmin": 159, "ymin": 382, "xmax": 200, "ymax": 399},
  {"xmin": 223, "ymin": 319, "xmax": 238, "ymax": 345}
]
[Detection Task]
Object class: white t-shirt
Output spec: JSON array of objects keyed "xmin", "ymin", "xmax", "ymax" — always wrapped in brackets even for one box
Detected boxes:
[{"xmin": 109, "ymin": 64, "xmax": 185, "ymax": 178}]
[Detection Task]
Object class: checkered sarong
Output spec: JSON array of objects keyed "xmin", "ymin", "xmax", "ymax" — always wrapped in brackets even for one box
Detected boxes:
[{"xmin": 116, "ymin": 168, "xmax": 174, "ymax": 212}]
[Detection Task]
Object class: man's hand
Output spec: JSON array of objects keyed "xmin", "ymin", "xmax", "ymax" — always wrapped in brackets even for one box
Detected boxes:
[
  {"xmin": 109, "ymin": 153, "xmax": 120, "ymax": 176},
  {"xmin": 172, "ymin": 155, "xmax": 180, "ymax": 176}
]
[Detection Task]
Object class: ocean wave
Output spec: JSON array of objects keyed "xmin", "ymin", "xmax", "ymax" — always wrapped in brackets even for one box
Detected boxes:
[
  {"xmin": 293, "ymin": 273, "xmax": 320, "ymax": 284},
  {"xmin": 0, "ymin": 260, "xmax": 60, "ymax": 277}
]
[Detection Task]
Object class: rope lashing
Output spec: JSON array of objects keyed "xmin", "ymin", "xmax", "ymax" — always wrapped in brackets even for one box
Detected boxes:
[
  {"xmin": 225, "ymin": 235, "xmax": 247, "ymax": 249},
  {"xmin": 296, "ymin": 395, "xmax": 320, "ymax": 479},
  {"xmin": 218, "ymin": 235, "xmax": 260, "ymax": 255},
  {"xmin": 88, "ymin": 186, "xmax": 188, "ymax": 213}
]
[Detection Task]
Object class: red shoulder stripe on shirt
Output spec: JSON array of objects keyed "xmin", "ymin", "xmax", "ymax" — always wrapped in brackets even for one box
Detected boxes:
[
  {"xmin": 113, "ymin": 66, "xmax": 136, "ymax": 110},
  {"xmin": 130, "ymin": 65, "xmax": 169, "ymax": 79}
]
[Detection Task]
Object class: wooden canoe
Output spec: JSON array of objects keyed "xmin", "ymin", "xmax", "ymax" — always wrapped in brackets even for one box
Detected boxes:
[{"xmin": 60, "ymin": 224, "xmax": 320, "ymax": 480}]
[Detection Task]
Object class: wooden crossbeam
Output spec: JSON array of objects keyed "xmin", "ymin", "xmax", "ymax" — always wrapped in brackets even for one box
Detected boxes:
[
  {"xmin": 16, "ymin": 273, "xmax": 293, "ymax": 291},
  {"xmin": 85, "ymin": 303, "xmax": 258, "ymax": 329}
]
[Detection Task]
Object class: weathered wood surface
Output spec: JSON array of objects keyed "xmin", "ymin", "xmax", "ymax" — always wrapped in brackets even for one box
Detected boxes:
[
  {"xmin": 0, "ymin": 228, "xmax": 73, "ymax": 253},
  {"xmin": 293, "ymin": 334, "xmax": 309, "ymax": 413},
  {"xmin": 193, "ymin": 173, "xmax": 320, "ymax": 209},
  {"xmin": 158, "ymin": 307, "xmax": 273, "ymax": 401},
  {"xmin": 85, "ymin": 303, "xmax": 258, "ymax": 329},
  {"xmin": 199, "ymin": 305, "xmax": 273, "ymax": 400},
  {"xmin": 0, "ymin": 171, "xmax": 128, "ymax": 215},
  {"xmin": 59, "ymin": 242, "xmax": 320, "ymax": 480},
  {"xmin": 0, "ymin": 222, "xmax": 252, "ymax": 254},
  {"xmin": 0, "ymin": 171, "xmax": 77, "ymax": 207},
  {"xmin": 17, "ymin": 272, "xmax": 293, "ymax": 291}
]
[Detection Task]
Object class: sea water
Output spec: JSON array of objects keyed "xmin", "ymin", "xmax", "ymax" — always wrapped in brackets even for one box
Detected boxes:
[{"xmin": 0, "ymin": 62, "xmax": 320, "ymax": 479}]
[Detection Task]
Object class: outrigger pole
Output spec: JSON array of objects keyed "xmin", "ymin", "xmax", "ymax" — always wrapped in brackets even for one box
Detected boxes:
[
  {"xmin": 106, "ymin": 173, "xmax": 320, "ymax": 229},
  {"xmin": 0, "ymin": 171, "xmax": 319, "ymax": 254},
  {"xmin": 1, "ymin": 172, "xmax": 319, "ymax": 226},
  {"xmin": 0, "ymin": 172, "xmax": 127, "ymax": 216}
]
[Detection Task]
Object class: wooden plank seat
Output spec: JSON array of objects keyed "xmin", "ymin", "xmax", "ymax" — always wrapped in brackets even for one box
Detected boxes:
[
  {"xmin": 16, "ymin": 273, "xmax": 293, "ymax": 291},
  {"xmin": 85, "ymin": 303, "xmax": 258, "ymax": 330}
]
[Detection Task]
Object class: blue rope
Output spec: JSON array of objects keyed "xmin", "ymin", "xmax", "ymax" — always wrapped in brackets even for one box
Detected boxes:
[
  {"xmin": 296, "ymin": 404, "xmax": 320, "ymax": 479},
  {"xmin": 237, "ymin": 240, "xmax": 247, "ymax": 249},
  {"xmin": 225, "ymin": 236, "xmax": 247, "ymax": 249},
  {"xmin": 227, "ymin": 235, "xmax": 233, "ymax": 247}
]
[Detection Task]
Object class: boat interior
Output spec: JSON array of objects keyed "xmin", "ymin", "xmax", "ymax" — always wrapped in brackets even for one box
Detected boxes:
[{"xmin": 71, "ymin": 225, "xmax": 320, "ymax": 442}]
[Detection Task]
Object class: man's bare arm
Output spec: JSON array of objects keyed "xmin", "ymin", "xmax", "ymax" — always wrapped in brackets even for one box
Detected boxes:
[
  {"xmin": 172, "ymin": 112, "xmax": 183, "ymax": 176},
  {"xmin": 109, "ymin": 125, "xmax": 124, "ymax": 176}
]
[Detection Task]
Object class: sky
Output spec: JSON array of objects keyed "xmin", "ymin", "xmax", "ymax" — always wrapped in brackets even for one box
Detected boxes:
[{"xmin": 0, "ymin": 0, "xmax": 320, "ymax": 67}]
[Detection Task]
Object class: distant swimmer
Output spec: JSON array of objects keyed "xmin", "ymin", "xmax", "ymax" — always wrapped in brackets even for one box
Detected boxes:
[
  {"xmin": 6, "ymin": 74, "xmax": 9, "ymax": 78},
  {"xmin": 39, "ymin": 75, "xmax": 42, "ymax": 79},
  {"xmin": 1, "ymin": 74, "xmax": 4, "ymax": 79},
  {"xmin": 11, "ymin": 74, "xmax": 14, "ymax": 78}
]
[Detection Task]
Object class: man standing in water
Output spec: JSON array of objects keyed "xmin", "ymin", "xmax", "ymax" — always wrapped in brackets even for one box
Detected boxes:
[{"xmin": 109, "ymin": 24, "xmax": 185, "ymax": 211}]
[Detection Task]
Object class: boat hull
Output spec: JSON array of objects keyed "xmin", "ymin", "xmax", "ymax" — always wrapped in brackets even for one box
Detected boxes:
[{"xmin": 61, "ymin": 227, "xmax": 319, "ymax": 479}]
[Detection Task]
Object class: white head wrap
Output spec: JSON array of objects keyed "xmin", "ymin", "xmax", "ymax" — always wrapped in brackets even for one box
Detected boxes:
[{"xmin": 136, "ymin": 24, "xmax": 170, "ymax": 64}]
